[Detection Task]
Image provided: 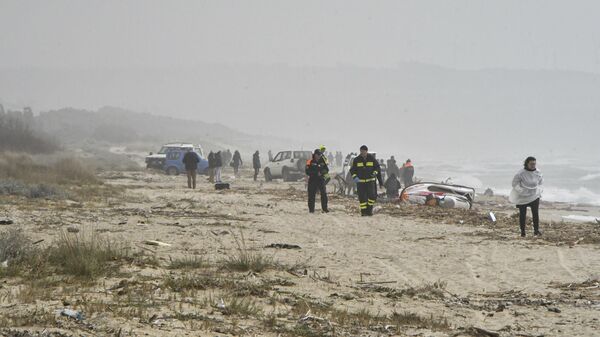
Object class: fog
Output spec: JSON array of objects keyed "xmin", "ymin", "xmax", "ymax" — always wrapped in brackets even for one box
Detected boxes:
[{"xmin": 1, "ymin": 0, "xmax": 600, "ymax": 159}]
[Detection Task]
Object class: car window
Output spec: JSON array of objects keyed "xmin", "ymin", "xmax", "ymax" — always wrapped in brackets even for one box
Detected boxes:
[
  {"xmin": 166, "ymin": 152, "xmax": 181, "ymax": 160},
  {"xmin": 293, "ymin": 151, "xmax": 304, "ymax": 159},
  {"xmin": 282, "ymin": 151, "xmax": 292, "ymax": 160},
  {"xmin": 273, "ymin": 152, "xmax": 283, "ymax": 162},
  {"xmin": 158, "ymin": 146, "xmax": 168, "ymax": 154}
]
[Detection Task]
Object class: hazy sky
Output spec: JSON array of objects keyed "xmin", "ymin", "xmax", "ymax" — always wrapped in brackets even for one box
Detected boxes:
[
  {"xmin": 1, "ymin": 0, "xmax": 599, "ymax": 159},
  {"xmin": 2, "ymin": 0, "xmax": 600, "ymax": 72}
]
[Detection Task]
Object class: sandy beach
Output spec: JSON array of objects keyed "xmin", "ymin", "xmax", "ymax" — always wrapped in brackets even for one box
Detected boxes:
[{"xmin": 1, "ymin": 168, "xmax": 599, "ymax": 337}]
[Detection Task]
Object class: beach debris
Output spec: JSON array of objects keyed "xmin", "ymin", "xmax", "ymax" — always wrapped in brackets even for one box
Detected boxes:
[
  {"xmin": 143, "ymin": 240, "xmax": 171, "ymax": 247},
  {"xmin": 66, "ymin": 226, "xmax": 80, "ymax": 233},
  {"xmin": 58, "ymin": 308, "xmax": 84, "ymax": 321},
  {"xmin": 489, "ymin": 212, "xmax": 497, "ymax": 223},
  {"xmin": 1, "ymin": 260, "xmax": 7, "ymax": 268},
  {"xmin": 216, "ymin": 298, "xmax": 226, "ymax": 311},
  {"xmin": 547, "ymin": 306, "xmax": 561, "ymax": 313},
  {"xmin": 32, "ymin": 239, "xmax": 44, "ymax": 245},
  {"xmin": 210, "ymin": 229, "xmax": 229, "ymax": 236},
  {"xmin": 299, "ymin": 310, "xmax": 329, "ymax": 324},
  {"xmin": 265, "ymin": 243, "xmax": 301, "ymax": 249},
  {"xmin": 468, "ymin": 327, "xmax": 500, "ymax": 337},
  {"xmin": 0, "ymin": 219, "xmax": 14, "ymax": 225}
]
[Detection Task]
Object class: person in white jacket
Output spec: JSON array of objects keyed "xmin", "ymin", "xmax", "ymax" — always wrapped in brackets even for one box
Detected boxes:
[{"xmin": 509, "ymin": 156, "xmax": 543, "ymax": 237}]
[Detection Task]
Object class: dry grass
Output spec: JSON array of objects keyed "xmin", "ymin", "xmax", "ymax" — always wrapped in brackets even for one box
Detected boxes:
[
  {"xmin": 0, "ymin": 152, "xmax": 99, "ymax": 185},
  {"xmin": 168, "ymin": 255, "xmax": 206, "ymax": 269},
  {"xmin": 46, "ymin": 231, "xmax": 130, "ymax": 279},
  {"xmin": 3, "ymin": 230, "xmax": 130, "ymax": 280},
  {"xmin": 221, "ymin": 231, "xmax": 277, "ymax": 273}
]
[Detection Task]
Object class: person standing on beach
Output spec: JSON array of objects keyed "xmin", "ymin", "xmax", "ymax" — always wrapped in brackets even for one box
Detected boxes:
[
  {"xmin": 231, "ymin": 150, "xmax": 242, "ymax": 177},
  {"xmin": 252, "ymin": 151, "xmax": 261, "ymax": 181},
  {"xmin": 401, "ymin": 159, "xmax": 414, "ymax": 187},
  {"xmin": 350, "ymin": 145, "xmax": 383, "ymax": 216},
  {"xmin": 305, "ymin": 149, "xmax": 329, "ymax": 213},
  {"xmin": 214, "ymin": 150, "xmax": 223, "ymax": 183},
  {"xmin": 182, "ymin": 148, "xmax": 199, "ymax": 189},
  {"xmin": 509, "ymin": 156, "xmax": 543, "ymax": 237},
  {"xmin": 207, "ymin": 151, "xmax": 216, "ymax": 183}
]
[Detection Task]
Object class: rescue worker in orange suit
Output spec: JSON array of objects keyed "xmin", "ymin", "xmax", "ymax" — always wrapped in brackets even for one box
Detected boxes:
[
  {"xmin": 350, "ymin": 145, "xmax": 384, "ymax": 216},
  {"xmin": 306, "ymin": 149, "xmax": 329, "ymax": 213}
]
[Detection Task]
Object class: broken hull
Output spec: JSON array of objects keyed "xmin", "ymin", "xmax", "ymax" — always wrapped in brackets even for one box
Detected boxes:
[{"xmin": 401, "ymin": 182, "xmax": 475, "ymax": 209}]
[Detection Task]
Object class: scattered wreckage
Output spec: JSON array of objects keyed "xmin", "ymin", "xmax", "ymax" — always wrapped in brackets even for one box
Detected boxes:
[{"xmin": 400, "ymin": 182, "xmax": 475, "ymax": 209}]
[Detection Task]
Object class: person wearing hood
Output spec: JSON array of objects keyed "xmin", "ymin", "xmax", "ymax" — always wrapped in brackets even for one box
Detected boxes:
[
  {"xmin": 305, "ymin": 149, "xmax": 329, "ymax": 213},
  {"xmin": 509, "ymin": 156, "xmax": 543, "ymax": 237}
]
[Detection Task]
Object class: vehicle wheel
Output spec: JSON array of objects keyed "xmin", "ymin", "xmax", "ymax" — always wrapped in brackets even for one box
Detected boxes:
[
  {"xmin": 282, "ymin": 167, "xmax": 290, "ymax": 182},
  {"xmin": 166, "ymin": 166, "xmax": 179, "ymax": 176},
  {"xmin": 264, "ymin": 168, "xmax": 273, "ymax": 182}
]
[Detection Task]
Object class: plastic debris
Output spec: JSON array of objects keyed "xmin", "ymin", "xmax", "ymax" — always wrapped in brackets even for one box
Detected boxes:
[
  {"xmin": 58, "ymin": 308, "xmax": 84, "ymax": 321},
  {"xmin": 0, "ymin": 219, "xmax": 14, "ymax": 225},
  {"xmin": 143, "ymin": 240, "xmax": 171, "ymax": 247},
  {"xmin": 489, "ymin": 212, "xmax": 497, "ymax": 222}
]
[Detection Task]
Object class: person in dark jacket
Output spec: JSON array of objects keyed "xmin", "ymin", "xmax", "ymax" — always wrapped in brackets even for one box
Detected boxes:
[
  {"xmin": 214, "ymin": 151, "xmax": 223, "ymax": 183},
  {"xmin": 402, "ymin": 159, "xmax": 414, "ymax": 187},
  {"xmin": 306, "ymin": 149, "xmax": 329, "ymax": 213},
  {"xmin": 252, "ymin": 151, "xmax": 261, "ymax": 181},
  {"xmin": 207, "ymin": 151, "xmax": 215, "ymax": 183},
  {"xmin": 384, "ymin": 173, "xmax": 402, "ymax": 199},
  {"xmin": 182, "ymin": 149, "xmax": 200, "ymax": 189},
  {"xmin": 231, "ymin": 150, "xmax": 243, "ymax": 177},
  {"xmin": 387, "ymin": 156, "xmax": 399, "ymax": 177},
  {"xmin": 350, "ymin": 145, "xmax": 384, "ymax": 216}
]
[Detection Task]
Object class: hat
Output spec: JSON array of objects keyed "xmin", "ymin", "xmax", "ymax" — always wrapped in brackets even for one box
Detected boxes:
[
  {"xmin": 360, "ymin": 145, "xmax": 368, "ymax": 151},
  {"xmin": 313, "ymin": 149, "xmax": 322, "ymax": 155}
]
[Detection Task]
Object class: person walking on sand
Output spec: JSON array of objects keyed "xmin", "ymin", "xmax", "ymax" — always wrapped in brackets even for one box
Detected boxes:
[
  {"xmin": 305, "ymin": 149, "xmax": 329, "ymax": 213},
  {"xmin": 182, "ymin": 148, "xmax": 200, "ymax": 189},
  {"xmin": 207, "ymin": 151, "xmax": 216, "ymax": 183},
  {"xmin": 252, "ymin": 151, "xmax": 261, "ymax": 181},
  {"xmin": 231, "ymin": 150, "xmax": 243, "ymax": 177},
  {"xmin": 509, "ymin": 156, "xmax": 543, "ymax": 237},
  {"xmin": 350, "ymin": 145, "xmax": 384, "ymax": 216},
  {"xmin": 214, "ymin": 150, "xmax": 223, "ymax": 183}
]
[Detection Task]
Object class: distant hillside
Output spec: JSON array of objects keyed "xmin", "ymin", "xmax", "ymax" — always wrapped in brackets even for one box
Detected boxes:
[
  {"xmin": 2, "ymin": 63, "xmax": 599, "ymax": 157},
  {"xmin": 34, "ymin": 106, "xmax": 291, "ymax": 153}
]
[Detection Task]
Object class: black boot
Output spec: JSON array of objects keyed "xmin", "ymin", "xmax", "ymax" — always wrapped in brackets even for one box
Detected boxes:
[
  {"xmin": 520, "ymin": 225, "xmax": 526, "ymax": 237},
  {"xmin": 533, "ymin": 225, "xmax": 541, "ymax": 236}
]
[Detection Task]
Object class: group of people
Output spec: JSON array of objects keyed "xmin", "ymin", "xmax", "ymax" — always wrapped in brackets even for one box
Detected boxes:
[
  {"xmin": 306, "ymin": 145, "xmax": 389, "ymax": 216},
  {"xmin": 184, "ymin": 145, "xmax": 544, "ymax": 237}
]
